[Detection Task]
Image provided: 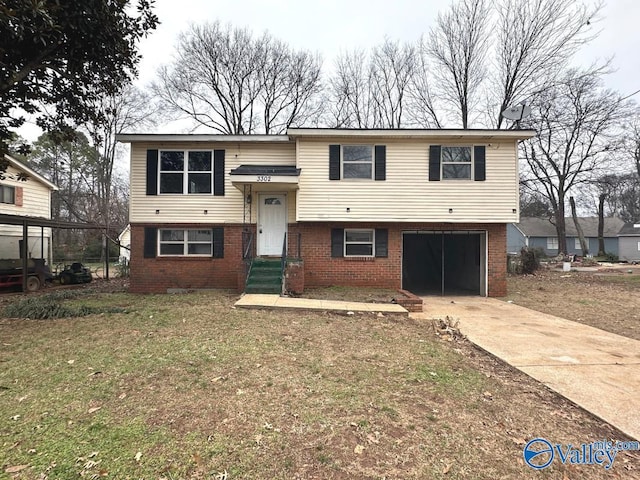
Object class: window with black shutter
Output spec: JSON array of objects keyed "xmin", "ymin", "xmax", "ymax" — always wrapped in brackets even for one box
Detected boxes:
[
  {"xmin": 429, "ymin": 145, "xmax": 486, "ymax": 181},
  {"xmin": 150, "ymin": 149, "xmax": 225, "ymax": 195}
]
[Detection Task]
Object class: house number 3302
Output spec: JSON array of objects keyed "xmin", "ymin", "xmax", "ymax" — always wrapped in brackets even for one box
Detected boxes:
[{"xmin": 257, "ymin": 175, "xmax": 271, "ymax": 182}]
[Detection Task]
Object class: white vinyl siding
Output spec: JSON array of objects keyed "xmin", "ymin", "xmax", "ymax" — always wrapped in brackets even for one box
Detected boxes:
[
  {"xmin": 0, "ymin": 164, "xmax": 53, "ymax": 242},
  {"xmin": 296, "ymin": 138, "xmax": 520, "ymax": 222},
  {"xmin": 130, "ymin": 142, "xmax": 296, "ymax": 224}
]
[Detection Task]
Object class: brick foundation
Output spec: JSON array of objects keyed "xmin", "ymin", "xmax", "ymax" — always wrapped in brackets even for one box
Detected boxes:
[
  {"xmin": 129, "ymin": 224, "xmax": 244, "ymax": 293},
  {"xmin": 130, "ymin": 222, "xmax": 507, "ymax": 297},
  {"xmin": 285, "ymin": 259, "xmax": 304, "ymax": 294},
  {"xmin": 395, "ymin": 289, "xmax": 424, "ymax": 312}
]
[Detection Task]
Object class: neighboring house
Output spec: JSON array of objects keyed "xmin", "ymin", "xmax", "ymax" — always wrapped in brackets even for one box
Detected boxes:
[
  {"xmin": 0, "ymin": 155, "xmax": 58, "ymax": 262},
  {"xmin": 618, "ymin": 223, "xmax": 640, "ymax": 263},
  {"xmin": 117, "ymin": 128, "xmax": 535, "ymax": 297},
  {"xmin": 118, "ymin": 224, "xmax": 131, "ymax": 263},
  {"xmin": 508, "ymin": 216, "xmax": 625, "ymax": 256}
]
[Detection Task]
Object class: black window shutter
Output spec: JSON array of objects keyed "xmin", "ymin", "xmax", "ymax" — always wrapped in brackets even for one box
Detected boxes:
[
  {"xmin": 212, "ymin": 227, "xmax": 224, "ymax": 258},
  {"xmin": 329, "ymin": 145, "xmax": 341, "ymax": 180},
  {"xmin": 331, "ymin": 228, "xmax": 344, "ymax": 257},
  {"xmin": 474, "ymin": 145, "xmax": 486, "ymax": 181},
  {"xmin": 143, "ymin": 227, "xmax": 157, "ymax": 258},
  {"xmin": 375, "ymin": 229, "xmax": 388, "ymax": 257},
  {"xmin": 146, "ymin": 150, "xmax": 158, "ymax": 195},
  {"xmin": 429, "ymin": 145, "xmax": 441, "ymax": 181},
  {"xmin": 374, "ymin": 145, "xmax": 386, "ymax": 181},
  {"xmin": 214, "ymin": 150, "xmax": 225, "ymax": 196}
]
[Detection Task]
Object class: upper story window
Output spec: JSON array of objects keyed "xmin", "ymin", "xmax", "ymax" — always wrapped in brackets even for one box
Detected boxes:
[
  {"xmin": 329, "ymin": 144, "xmax": 385, "ymax": 181},
  {"xmin": 342, "ymin": 145, "xmax": 373, "ymax": 179},
  {"xmin": 159, "ymin": 229, "xmax": 213, "ymax": 256},
  {"xmin": 441, "ymin": 146, "xmax": 472, "ymax": 180},
  {"xmin": 0, "ymin": 185, "xmax": 15, "ymax": 204},
  {"xmin": 428, "ymin": 145, "xmax": 485, "ymax": 182},
  {"xmin": 146, "ymin": 149, "xmax": 224, "ymax": 196},
  {"xmin": 159, "ymin": 150, "xmax": 213, "ymax": 194}
]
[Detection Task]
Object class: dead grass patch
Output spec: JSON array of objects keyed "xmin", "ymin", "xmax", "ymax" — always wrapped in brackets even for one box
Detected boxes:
[{"xmin": 506, "ymin": 269, "xmax": 640, "ymax": 341}]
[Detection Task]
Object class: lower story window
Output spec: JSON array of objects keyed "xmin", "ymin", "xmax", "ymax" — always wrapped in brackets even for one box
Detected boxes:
[
  {"xmin": 344, "ymin": 229, "xmax": 374, "ymax": 256},
  {"xmin": 547, "ymin": 237, "xmax": 558, "ymax": 250},
  {"xmin": 159, "ymin": 229, "xmax": 212, "ymax": 256}
]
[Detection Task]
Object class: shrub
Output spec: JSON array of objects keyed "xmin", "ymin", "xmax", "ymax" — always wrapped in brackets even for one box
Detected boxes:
[
  {"xmin": 520, "ymin": 247, "xmax": 540, "ymax": 274},
  {"xmin": 604, "ymin": 253, "xmax": 619, "ymax": 263},
  {"xmin": 4, "ymin": 293, "xmax": 125, "ymax": 319}
]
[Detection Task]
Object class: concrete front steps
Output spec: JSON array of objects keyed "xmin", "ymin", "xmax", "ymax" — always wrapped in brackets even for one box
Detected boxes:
[{"xmin": 245, "ymin": 258, "xmax": 282, "ymax": 294}]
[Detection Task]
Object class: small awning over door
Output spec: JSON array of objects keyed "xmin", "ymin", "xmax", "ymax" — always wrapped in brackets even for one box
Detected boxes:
[{"xmin": 229, "ymin": 165, "xmax": 300, "ymax": 192}]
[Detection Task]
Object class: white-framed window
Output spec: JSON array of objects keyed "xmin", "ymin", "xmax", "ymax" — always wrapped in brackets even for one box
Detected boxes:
[
  {"xmin": 442, "ymin": 146, "xmax": 472, "ymax": 180},
  {"xmin": 342, "ymin": 145, "xmax": 373, "ymax": 179},
  {"xmin": 159, "ymin": 150, "xmax": 213, "ymax": 194},
  {"xmin": 344, "ymin": 229, "xmax": 374, "ymax": 256},
  {"xmin": 158, "ymin": 229, "xmax": 213, "ymax": 256},
  {"xmin": 574, "ymin": 238, "xmax": 582, "ymax": 249},
  {"xmin": 0, "ymin": 184, "xmax": 15, "ymax": 204},
  {"xmin": 547, "ymin": 237, "xmax": 558, "ymax": 250},
  {"xmin": 637, "ymin": 241, "xmax": 640, "ymax": 252}
]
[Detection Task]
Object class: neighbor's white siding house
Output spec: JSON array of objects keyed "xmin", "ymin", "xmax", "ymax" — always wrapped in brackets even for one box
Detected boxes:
[{"xmin": 0, "ymin": 155, "xmax": 58, "ymax": 260}]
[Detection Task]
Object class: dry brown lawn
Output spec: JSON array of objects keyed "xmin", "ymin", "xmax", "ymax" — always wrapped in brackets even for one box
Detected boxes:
[
  {"xmin": 0, "ymin": 284, "xmax": 638, "ymax": 479},
  {"xmin": 506, "ymin": 267, "xmax": 640, "ymax": 341}
]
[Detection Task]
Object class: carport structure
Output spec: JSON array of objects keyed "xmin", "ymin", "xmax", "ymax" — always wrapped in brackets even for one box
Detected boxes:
[
  {"xmin": 402, "ymin": 230, "xmax": 487, "ymax": 296},
  {"xmin": 0, "ymin": 213, "xmax": 105, "ymax": 292}
]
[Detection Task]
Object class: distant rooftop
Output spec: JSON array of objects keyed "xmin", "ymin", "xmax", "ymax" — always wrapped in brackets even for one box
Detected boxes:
[{"xmin": 515, "ymin": 217, "xmax": 625, "ymax": 238}]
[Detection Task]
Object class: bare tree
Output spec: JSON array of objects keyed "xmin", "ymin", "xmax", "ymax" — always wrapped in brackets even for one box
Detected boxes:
[
  {"xmin": 519, "ymin": 190, "xmax": 553, "ymax": 217},
  {"xmin": 570, "ymin": 196, "xmax": 588, "ymax": 255},
  {"xmin": 426, "ymin": 0, "xmax": 490, "ymax": 128},
  {"xmin": 328, "ymin": 40, "xmax": 417, "ymax": 128},
  {"xmin": 369, "ymin": 40, "xmax": 416, "ymax": 128},
  {"xmin": 406, "ymin": 37, "xmax": 442, "ymax": 128},
  {"xmin": 328, "ymin": 50, "xmax": 374, "ymax": 128},
  {"xmin": 491, "ymin": 0, "xmax": 601, "ymax": 128},
  {"xmin": 154, "ymin": 22, "xmax": 322, "ymax": 134},
  {"xmin": 85, "ymin": 86, "xmax": 156, "ymax": 231},
  {"xmin": 520, "ymin": 70, "xmax": 629, "ymax": 254}
]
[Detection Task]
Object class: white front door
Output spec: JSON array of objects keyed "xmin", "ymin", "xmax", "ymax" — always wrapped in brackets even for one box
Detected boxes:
[{"xmin": 258, "ymin": 194, "xmax": 287, "ymax": 256}]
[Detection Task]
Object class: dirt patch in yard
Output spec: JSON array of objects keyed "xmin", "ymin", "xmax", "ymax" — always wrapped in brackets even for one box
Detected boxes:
[{"xmin": 506, "ymin": 268, "xmax": 640, "ymax": 341}]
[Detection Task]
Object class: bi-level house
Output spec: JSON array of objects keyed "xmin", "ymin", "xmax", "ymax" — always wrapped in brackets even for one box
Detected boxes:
[{"xmin": 117, "ymin": 128, "xmax": 534, "ymax": 297}]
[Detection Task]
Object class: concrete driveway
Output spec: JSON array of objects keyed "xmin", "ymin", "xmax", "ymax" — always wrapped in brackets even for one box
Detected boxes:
[{"xmin": 411, "ymin": 296, "xmax": 640, "ymax": 441}]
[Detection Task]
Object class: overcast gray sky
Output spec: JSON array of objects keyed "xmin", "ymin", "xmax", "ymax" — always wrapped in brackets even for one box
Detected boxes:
[
  {"xmin": 17, "ymin": 0, "xmax": 640, "ymax": 141},
  {"xmin": 136, "ymin": 0, "xmax": 640, "ymax": 98}
]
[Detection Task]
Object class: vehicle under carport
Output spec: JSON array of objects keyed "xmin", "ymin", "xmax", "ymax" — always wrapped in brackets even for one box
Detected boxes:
[{"xmin": 402, "ymin": 231, "xmax": 486, "ymax": 295}]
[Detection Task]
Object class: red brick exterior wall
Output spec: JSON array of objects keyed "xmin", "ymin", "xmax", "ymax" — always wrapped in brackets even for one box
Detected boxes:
[
  {"xmin": 130, "ymin": 222, "xmax": 507, "ymax": 297},
  {"xmin": 129, "ymin": 224, "xmax": 246, "ymax": 293},
  {"xmin": 487, "ymin": 223, "xmax": 507, "ymax": 297},
  {"xmin": 288, "ymin": 222, "xmax": 507, "ymax": 297}
]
